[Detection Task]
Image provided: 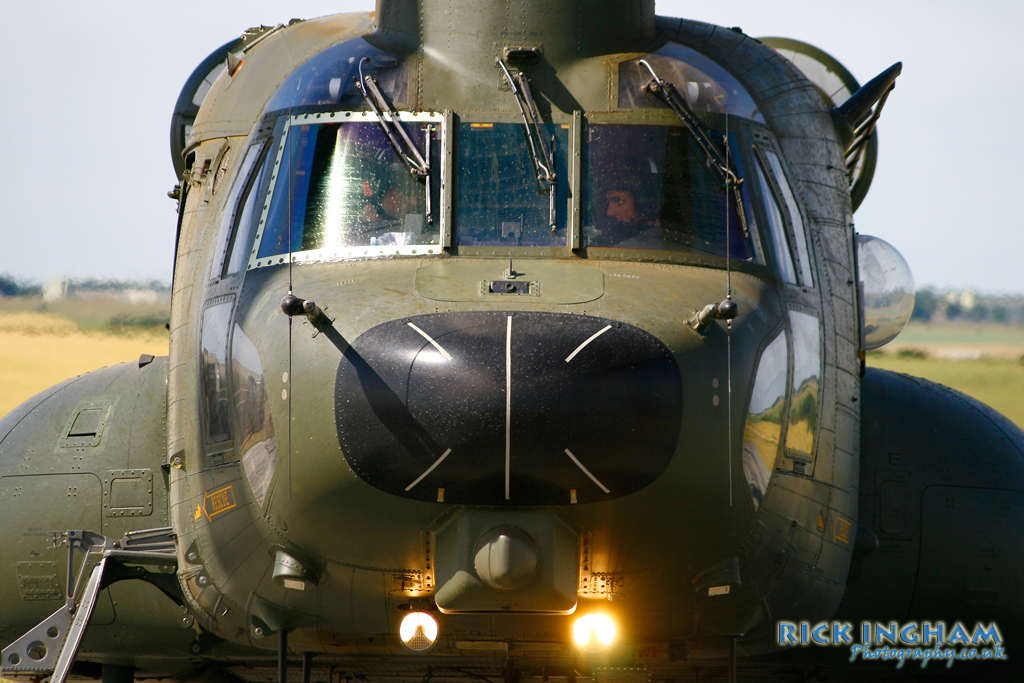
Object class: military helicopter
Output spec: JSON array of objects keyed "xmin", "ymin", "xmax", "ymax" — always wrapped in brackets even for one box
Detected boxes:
[{"xmin": 3, "ymin": 1, "xmax": 1023, "ymax": 682}]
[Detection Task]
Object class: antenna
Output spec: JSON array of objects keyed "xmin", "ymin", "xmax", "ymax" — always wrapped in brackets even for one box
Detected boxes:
[{"xmin": 725, "ymin": 114, "xmax": 733, "ymax": 507}]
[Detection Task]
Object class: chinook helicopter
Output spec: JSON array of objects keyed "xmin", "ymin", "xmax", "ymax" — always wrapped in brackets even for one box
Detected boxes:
[{"xmin": 3, "ymin": 0, "xmax": 1024, "ymax": 682}]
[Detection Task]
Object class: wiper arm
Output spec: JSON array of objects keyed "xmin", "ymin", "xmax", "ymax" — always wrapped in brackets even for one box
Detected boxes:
[
  {"xmin": 639, "ymin": 60, "xmax": 749, "ymax": 239},
  {"xmin": 497, "ymin": 59, "xmax": 557, "ymax": 233},
  {"xmin": 356, "ymin": 58, "xmax": 433, "ymax": 223}
]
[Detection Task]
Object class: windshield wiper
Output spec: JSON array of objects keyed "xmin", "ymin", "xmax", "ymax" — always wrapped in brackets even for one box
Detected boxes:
[
  {"xmin": 497, "ymin": 59, "xmax": 557, "ymax": 233},
  {"xmin": 356, "ymin": 58, "xmax": 433, "ymax": 223},
  {"xmin": 639, "ymin": 60, "xmax": 749, "ymax": 239}
]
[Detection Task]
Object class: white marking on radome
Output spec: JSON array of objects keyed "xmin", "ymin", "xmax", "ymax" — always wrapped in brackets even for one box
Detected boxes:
[
  {"xmin": 565, "ymin": 325, "xmax": 612, "ymax": 363},
  {"xmin": 405, "ymin": 448, "xmax": 453, "ymax": 491},
  {"xmin": 407, "ymin": 322, "xmax": 453, "ymax": 361},
  {"xmin": 564, "ymin": 448, "xmax": 611, "ymax": 493}
]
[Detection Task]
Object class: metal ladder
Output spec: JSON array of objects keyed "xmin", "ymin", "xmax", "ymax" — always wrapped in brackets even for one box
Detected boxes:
[{"xmin": 1, "ymin": 527, "xmax": 179, "ymax": 683}]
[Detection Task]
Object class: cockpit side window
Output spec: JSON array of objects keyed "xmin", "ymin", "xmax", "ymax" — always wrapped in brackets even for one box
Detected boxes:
[
  {"xmin": 751, "ymin": 150, "xmax": 798, "ymax": 284},
  {"xmin": 226, "ymin": 144, "xmax": 272, "ymax": 276},
  {"xmin": 760, "ymin": 149, "xmax": 813, "ymax": 287},
  {"xmin": 783, "ymin": 311, "xmax": 821, "ymax": 475},
  {"xmin": 743, "ymin": 330, "xmax": 788, "ymax": 510},
  {"xmin": 200, "ymin": 299, "xmax": 234, "ymax": 449},
  {"xmin": 232, "ymin": 323, "xmax": 275, "ymax": 507},
  {"xmin": 210, "ymin": 143, "xmax": 265, "ymax": 280}
]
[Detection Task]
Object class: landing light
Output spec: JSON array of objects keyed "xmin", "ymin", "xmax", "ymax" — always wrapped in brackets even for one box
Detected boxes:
[
  {"xmin": 573, "ymin": 614, "xmax": 616, "ymax": 652},
  {"xmin": 399, "ymin": 612, "xmax": 439, "ymax": 652}
]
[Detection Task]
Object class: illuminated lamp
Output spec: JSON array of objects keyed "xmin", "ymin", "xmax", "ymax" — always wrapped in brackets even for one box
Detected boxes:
[
  {"xmin": 400, "ymin": 612, "xmax": 439, "ymax": 652},
  {"xmin": 573, "ymin": 614, "xmax": 616, "ymax": 652}
]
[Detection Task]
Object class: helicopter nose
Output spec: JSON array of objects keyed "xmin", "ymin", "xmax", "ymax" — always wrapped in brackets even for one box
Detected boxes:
[{"xmin": 335, "ymin": 311, "xmax": 682, "ymax": 505}]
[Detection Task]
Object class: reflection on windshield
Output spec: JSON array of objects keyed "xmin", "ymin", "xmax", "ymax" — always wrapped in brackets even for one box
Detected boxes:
[
  {"xmin": 743, "ymin": 332, "xmax": 788, "ymax": 510},
  {"xmin": 232, "ymin": 324, "xmax": 275, "ymax": 507},
  {"xmin": 254, "ymin": 117, "xmax": 440, "ymax": 264},
  {"xmin": 584, "ymin": 124, "xmax": 757, "ymax": 260},
  {"xmin": 785, "ymin": 311, "xmax": 820, "ymax": 474},
  {"xmin": 201, "ymin": 301, "xmax": 233, "ymax": 446},
  {"xmin": 456, "ymin": 123, "xmax": 568, "ymax": 246},
  {"xmin": 265, "ymin": 38, "xmax": 407, "ymax": 113}
]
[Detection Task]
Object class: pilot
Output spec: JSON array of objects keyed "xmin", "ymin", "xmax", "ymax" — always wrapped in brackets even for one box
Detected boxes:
[
  {"xmin": 594, "ymin": 169, "xmax": 660, "ymax": 246},
  {"xmin": 605, "ymin": 188, "xmax": 641, "ymax": 225},
  {"xmin": 358, "ymin": 161, "xmax": 411, "ymax": 224},
  {"xmin": 359, "ymin": 176, "xmax": 402, "ymax": 225}
]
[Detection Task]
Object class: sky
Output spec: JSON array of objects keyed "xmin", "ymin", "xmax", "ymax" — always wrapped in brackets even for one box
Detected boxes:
[{"xmin": 2, "ymin": 1, "xmax": 1021, "ymax": 294}]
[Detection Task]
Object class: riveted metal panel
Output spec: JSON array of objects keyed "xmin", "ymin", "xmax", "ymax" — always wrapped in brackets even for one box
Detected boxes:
[
  {"xmin": 415, "ymin": 260, "xmax": 604, "ymax": 303},
  {"xmin": 914, "ymin": 487, "xmax": 1024, "ymax": 620},
  {"xmin": 16, "ymin": 561, "xmax": 62, "ymax": 601},
  {"xmin": 103, "ymin": 469, "xmax": 154, "ymax": 517}
]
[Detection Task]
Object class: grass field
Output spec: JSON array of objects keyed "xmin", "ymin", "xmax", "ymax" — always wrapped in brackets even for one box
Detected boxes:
[
  {"xmin": 867, "ymin": 320, "xmax": 1024, "ymax": 428},
  {"xmin": 891, "ymin": 321, "xmax": 1024, "ymax": 349},
  {"xmin": 0, "ymin": 309, "xmax": 169, "ymax": 418},
  {"xmin": 866, "ymin": 354, "xmax": 1024, "ymax": 428}
]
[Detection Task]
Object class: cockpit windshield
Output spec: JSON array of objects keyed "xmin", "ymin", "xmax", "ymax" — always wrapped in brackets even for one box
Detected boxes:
[
  {"xmin": 455, "ymin": 123, "xmax": 569, "ymax": 246},
  {"xmin": 583, "ymin": 124, "xmax": 758, "ymax": 261},
  {"xmin": 247, "ymin": 109, "xmax": 770, "ymax": 269},
  {"xmin": 252, "ymin": 112, "xmax": 442, "ymax": 266},
  {"xmin": 249, "ymin": 116, "xmax": 762, "ymax": 266}
]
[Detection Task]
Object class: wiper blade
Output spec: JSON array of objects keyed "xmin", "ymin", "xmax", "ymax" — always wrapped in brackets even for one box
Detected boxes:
[
  {"xmin": 497, "ymin": 59, "xmax": 557, "ymax": 233},
  {"xmin": 356, "ymin": 58, "xmax": 433, "ymax": 223},
  {"xmin": 357, "ymin": 58, "xmax": 429, "ymax": 176},
  {"xmin": 639, "ymin": 60, "xmax": 749, "ymax": 238}
]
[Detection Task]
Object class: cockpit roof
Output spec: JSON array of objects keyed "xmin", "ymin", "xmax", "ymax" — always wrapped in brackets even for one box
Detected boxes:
[{"xmin": 263, "ymin": 36, "xmax": 764, "ymax": 123}]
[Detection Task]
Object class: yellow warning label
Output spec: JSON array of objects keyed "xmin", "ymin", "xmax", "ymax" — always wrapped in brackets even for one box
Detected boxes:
[
  {"xmin": 833, "ymin": 514, "xmax": 852, "ymax": 544},
  {"xmin": 203, "ymin": 485, "xmax": 237, "ymax": 520},
  {"xmin": 194, "ymin": 504, "xmax": 202, "ymax": 521}
]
